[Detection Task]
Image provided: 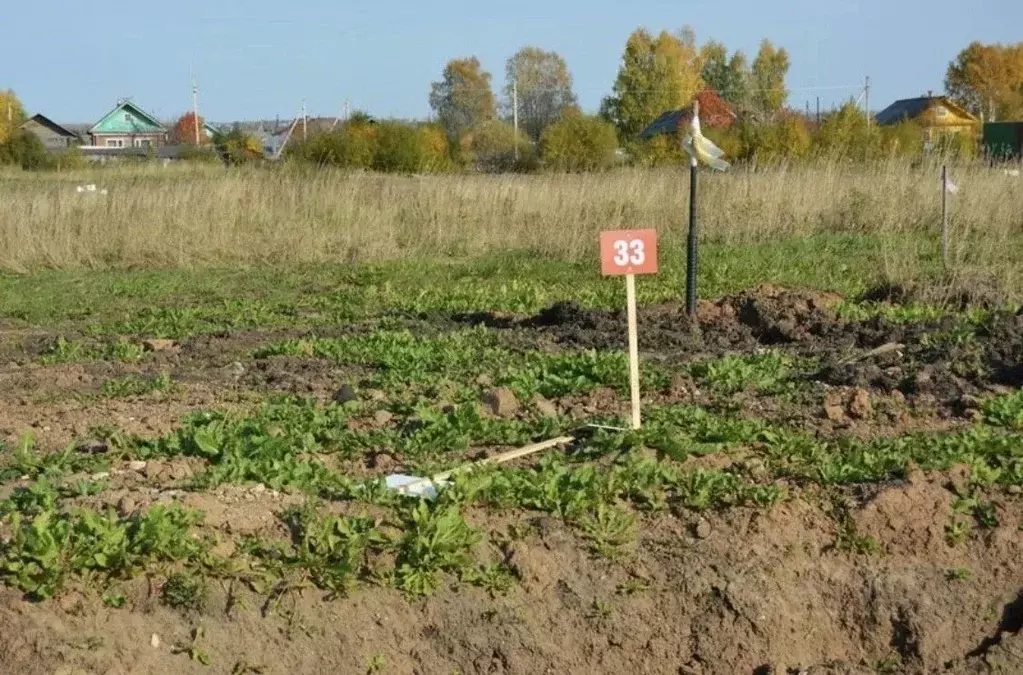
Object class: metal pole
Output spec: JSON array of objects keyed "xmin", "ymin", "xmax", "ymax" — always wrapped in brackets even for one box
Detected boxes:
[
  {"xmin": 865, "ymin": 76, "xmax": 871, "ymax": 132},
  {"xmin": 192, "ymin": 78, "xmax": 201, "ymax": 145},
  {"xmin": 513, "ymin": 79, "xmax": 519, "ymax": 161},
  {"xmin": 941, "ymin": 165, "xmax": 949, "ymax": 268},
  {"xmin": 686, "ymin": 157, "xmax": 698, "ymax": 316}
]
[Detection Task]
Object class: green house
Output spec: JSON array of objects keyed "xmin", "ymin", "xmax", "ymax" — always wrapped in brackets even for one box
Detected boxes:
[{"xmin": 88, "ymin": 99, "xmax": 168, "ymax": 148}]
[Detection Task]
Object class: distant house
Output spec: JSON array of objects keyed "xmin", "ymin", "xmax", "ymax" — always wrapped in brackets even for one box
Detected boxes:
[
  {"xmin": 641, "ymin": 90, "xmax": 738, "ymax": 140},
  {"xmin": 86, "ymin": 99, "xmax": 168, "ymax": 149},
  {"xmin": 875, "ymin": 94, "xmax": 978, "ymax": 142},
  {"xmin": 20, "ymin": 114, "xmax": 81, "ymax": 150}
]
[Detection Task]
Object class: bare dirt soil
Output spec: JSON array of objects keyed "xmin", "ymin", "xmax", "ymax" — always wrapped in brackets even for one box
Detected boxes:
[{"xmin": 1, "ymin": 286, "xmax": 1021, "ymax": 675}]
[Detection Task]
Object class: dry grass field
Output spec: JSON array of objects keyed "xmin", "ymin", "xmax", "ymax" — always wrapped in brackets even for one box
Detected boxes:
[{"xmin": 2, "ymin": 160, "xmax": 1021, "ymax": 300}]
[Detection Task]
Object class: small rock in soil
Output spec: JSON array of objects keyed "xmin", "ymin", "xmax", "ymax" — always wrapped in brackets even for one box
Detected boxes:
[
  {"xmin": 128, "ymin": 460, "xmax": 147, "ymax": 472},
  {"xmin": 76, "ymin": 439, "xmax": 108, "ymax": 454},
  {"xmin": 481, "ymin": 387, "xmax": 519, "ymax": 417},
  {"xmin": 848, "ymin": 388, "xmax": 872, "ymax": 419},
  {"xmin": 373, "ymin": 410, "xmax": 394, "ymax": 426},
  {"xmin": 533, "ymin": 396, "xmax": 559, "ymax": 418},
  {"xmin": 225, "ymin": 361, "xmax": 246, "ymax": 379},
  {"xmin": 142, "ymin": 339, "xmax": 177, "ymax": 352},
  {"xmin": 150, "ymin": 633, "xmax": 160, "ymax": 649},
  {"xmin": 1007, "ymin": 485, "xmax": 1021, "ymax": 495},
  {"xmin": 694, "ymin": 519, "xmax": 713, "ymax": 539},
  {"xmin": 332, "ymin": 383, "xmax": 359, "ymax": 404}
]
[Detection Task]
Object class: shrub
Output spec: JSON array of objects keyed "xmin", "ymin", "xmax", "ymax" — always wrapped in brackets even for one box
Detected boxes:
[
  {"xmin": 631, "ymin": 133, "xmax": 687, "ymax": 167},
  {"xmin": 879, "ymin": 119, "xmax": 924, "ymax": 157},
  {"xmin": 373, "ymin": 121, "xmax": 451, "ymax": 173},
  {"xmin": 0, "ymin": 130, "xmax": 50, "ymax": 170},
  {"xmin": 213, "ymin": 128, "xmax": 264, "ymax": 166},
  {"xmin": 813, "ymin": 103, "xmax": 880, "ymax": 160},
  {"xmin": 739, "ymin": 115, "xmax": 812, "ymax": 164},
  {"xmin": 540, "ymin": 111, "xmax": 618, "ymax": 172},
  {"xmin": 49, "ymin": 146, "xmax": 89, "ymax": 171},
  {"xmin": 459, "ymin": 120, "xmax": 536, "ymax": 172},
  {"xmin": 290, "ymin": 123, "xmax": 376, "ymax": 169}
]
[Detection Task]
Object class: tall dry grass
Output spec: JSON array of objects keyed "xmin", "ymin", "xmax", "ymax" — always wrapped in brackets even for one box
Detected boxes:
[{"xmin": 1, "ymin": 158, "xmax": 1021, "ymax": 295}]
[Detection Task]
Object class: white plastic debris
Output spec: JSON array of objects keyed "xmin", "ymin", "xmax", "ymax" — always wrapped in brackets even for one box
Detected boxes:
[{"xmin": 384, "ymin": 474, "xmax": 448, "ymax": 500}]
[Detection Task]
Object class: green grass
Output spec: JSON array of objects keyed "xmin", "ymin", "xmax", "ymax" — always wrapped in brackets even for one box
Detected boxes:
[{"xmin": 0, "ymin": 235, "xmax": 932, "ymax": 333}]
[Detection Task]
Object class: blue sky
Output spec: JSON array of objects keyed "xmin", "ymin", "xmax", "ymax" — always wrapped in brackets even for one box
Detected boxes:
[{"xmin": 2, "ymin": 0, "xmax": 1020, "ymax": 124}]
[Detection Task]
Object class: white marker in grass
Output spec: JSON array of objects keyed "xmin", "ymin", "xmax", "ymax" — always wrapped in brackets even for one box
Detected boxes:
[{"xmin": 600, "ymin": 229, "xmax": 659, "ymax": 429}]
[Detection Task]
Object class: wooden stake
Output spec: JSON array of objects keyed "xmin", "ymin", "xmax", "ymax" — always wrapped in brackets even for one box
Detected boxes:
[
  {"xmin": 391, "ymin": 435, "xmax": 575, "ymax": 495},
  {"xmin": 626, "ymin": 273, "xmax": 641, "ymax": 429}
]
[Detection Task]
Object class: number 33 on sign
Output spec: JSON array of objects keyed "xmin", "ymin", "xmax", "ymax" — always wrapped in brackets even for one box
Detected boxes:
[
  {"xmin": 600, "ymin": 229, "xmax": 658, "ymax": 276},
  {"xmin": 599, "ymin": 229, "xmax": 658, "ymax": 430}
]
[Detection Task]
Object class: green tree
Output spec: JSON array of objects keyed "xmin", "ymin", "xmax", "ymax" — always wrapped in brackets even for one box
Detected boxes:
[
  {"xmin": 429, "ymin": 57, "xmax": 496, "ymax": 142},
  {"xmin": 601, "ymin": 27, "xmax": 704, "ymax": 141},
  {"xmin": 541, "ymin": 110, "xmax": 618, "ymax": 171},
  {"xmin": 945, "ymin": 41, "xmax": 1023, "ymax": 121},
  {"xmin": 750, "ymin": 40, "xmax": 790, "ymax": 121},
  {"xmin": 0, "ymin": 89, "xmax": 27, "ymax": 146},
  {"xmin": 700, "ymin": 41, "xmax": 750, "ymax": 107},
  {"xmin": 504, "ymin": 47, "xmax": 577, "ymax": 141}
]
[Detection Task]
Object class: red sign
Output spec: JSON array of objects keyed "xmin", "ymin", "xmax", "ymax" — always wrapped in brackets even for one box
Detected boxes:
[{"xmin": 600, "ymin": 229, "xmax": 659, "ymax": 276}]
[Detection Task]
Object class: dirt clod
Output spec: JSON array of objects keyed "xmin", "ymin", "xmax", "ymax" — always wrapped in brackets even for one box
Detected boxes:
[
  {"xmin": 533, "ymin": 396, "xmax": 559, "ymax": 418},
  {"xmin": 481, "ymin": 387, "xmax": 519, "ymax": 417},
  {"xmin": 332, "ymin": 383, "xmax": 359, "ymax": 404},
  {"xmin": 142, "ymin": 339, "xmax": 178, "ymax": 353},
  {"xmin": 848, "ymin": 388, "xmax": 873, "ymax": 419}
]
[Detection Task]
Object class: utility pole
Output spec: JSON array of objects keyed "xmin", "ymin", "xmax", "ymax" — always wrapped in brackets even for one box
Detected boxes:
[
  {"xmin": 816, "ymin": 97, "xmax": 821, "ymax": 127},
  {"xmin": 865, "ymin": 76, "xmax": 871, "ymax": 131},
  {"xmin": 192, "ymin": 77, "xmax": 201, "ymax": 145},
  {"xmin": 302, "ymin": 99, "xmax": 308, "ymax": 141},
  {"xmin": 513, "ymin": 79, "xmax": 519, "ymax": 161}
]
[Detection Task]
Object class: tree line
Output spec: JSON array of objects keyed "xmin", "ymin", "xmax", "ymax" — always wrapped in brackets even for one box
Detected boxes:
[{"xmin": 2, "ymin": 34, "xmax": 1021, "ymax": 172}]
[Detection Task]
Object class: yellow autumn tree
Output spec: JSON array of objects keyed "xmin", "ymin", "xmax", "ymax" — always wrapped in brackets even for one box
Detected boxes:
[
  {"xmin": 601, "ymin": 27, "xmax": 704, "ymax": 141},
  {"xmin": 0, "ymin": 89, "xmax": 27, "ymax": 145},
  {"xmin": 945, "ymin": 41, "xmax": 1023, "ymax": 121}
]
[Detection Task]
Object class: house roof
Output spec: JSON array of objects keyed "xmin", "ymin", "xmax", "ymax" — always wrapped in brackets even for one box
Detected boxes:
[
  {"xmin": 21, "ymin": 114, "xmax": 81, "ymax": 139},
  {"xmin": 641, "ymin": 90, "xmax": 737, "ymax": 139},
  {"xmin": 89, "ymin": 99, "xmax": 167, "ymax": 135},
  {"xmin": 875, "ymin": 96, "xmax": 978, "ymax": 126}
]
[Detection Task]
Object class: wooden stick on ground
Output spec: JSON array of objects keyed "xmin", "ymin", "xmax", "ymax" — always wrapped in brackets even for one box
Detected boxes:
[{"xmin": 390, "ymin": 436, "xmax": 575, "ymax": 495}]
